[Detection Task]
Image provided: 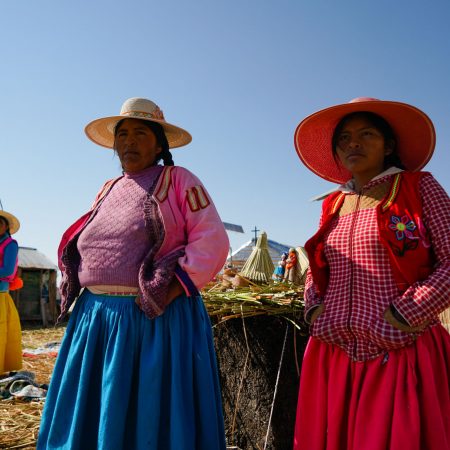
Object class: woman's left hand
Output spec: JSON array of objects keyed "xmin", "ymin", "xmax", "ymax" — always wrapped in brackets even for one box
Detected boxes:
[
  {"xmin": 166, "ymin": 278, "xmax": 184, "ymax": 304},
  {"xmin": 384, "ymin": 307, "xmax": 430, "ymax": 332},
  {"xmin": 135, "ymin": 278, "xmax": 184, "ymax": 310}
]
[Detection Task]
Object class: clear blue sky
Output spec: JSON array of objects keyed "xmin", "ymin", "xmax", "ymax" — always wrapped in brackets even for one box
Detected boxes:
[{"xmin": 1, "ymin": 0, "xmax": 449, "ymax": 266}]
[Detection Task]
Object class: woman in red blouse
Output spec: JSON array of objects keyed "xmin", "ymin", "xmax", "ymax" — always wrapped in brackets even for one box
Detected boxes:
[{"xmin": 293, "ymin": 97, "xmax": 449, "ymax": 450}]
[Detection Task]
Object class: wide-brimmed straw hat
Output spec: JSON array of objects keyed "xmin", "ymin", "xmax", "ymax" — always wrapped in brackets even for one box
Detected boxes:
[
  {"xmin": 0, "ymin": 211, "xmax": 20, "ymax": 234},
  {"xmin": 294, "ymin": 97, "xmax": 436, "ymax": 184},
  {"xmin": 85, "ymin": 97, "xmax": 192, "ymax": 149}
]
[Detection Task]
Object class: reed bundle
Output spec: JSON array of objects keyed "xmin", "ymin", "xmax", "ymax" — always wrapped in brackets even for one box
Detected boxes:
[{"xmin": 239, "ymin": 232, "xmax": 275, "ymax": 283}]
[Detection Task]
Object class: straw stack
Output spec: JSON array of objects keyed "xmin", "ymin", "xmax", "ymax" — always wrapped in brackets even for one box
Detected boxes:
[{"xmin": 239, "ymin": 232, "xmax": 274, "ymax": 283}]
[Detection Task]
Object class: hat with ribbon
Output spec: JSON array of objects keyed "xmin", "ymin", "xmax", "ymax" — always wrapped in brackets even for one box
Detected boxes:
[
  {"xmin": 294, "ymin": 97, "xmax": 436, "ymax": 184},
  {"xmin": 85, "ymin": 97, "xmax": 192, "ymax": 149}
]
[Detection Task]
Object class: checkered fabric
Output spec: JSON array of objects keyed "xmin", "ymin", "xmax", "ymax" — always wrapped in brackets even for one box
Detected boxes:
[{"xmin": 305, "ymin": 173, "xmax": 450, "ymax": 361}]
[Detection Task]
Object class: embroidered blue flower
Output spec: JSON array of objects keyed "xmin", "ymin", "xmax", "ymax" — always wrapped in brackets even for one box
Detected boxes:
[{"xmin": 388, "ymin": 215, "xmax": 418, "ymax": 241}]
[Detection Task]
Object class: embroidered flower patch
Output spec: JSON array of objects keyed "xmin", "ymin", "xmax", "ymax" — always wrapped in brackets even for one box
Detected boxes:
[{"xmin": 388, "ymin": 215, "xmax": 418, "ymax": 241}]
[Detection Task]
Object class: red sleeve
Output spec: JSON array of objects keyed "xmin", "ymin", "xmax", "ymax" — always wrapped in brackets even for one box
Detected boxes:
[{"xmin": 392, "ymin": 174, "xmax": 450, "ymax": 325}]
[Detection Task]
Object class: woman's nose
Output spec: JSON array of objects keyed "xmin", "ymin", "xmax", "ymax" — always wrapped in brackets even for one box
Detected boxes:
[{"xmin": 347, "ymin": 138, "xmax": 361, "ymax": 149}]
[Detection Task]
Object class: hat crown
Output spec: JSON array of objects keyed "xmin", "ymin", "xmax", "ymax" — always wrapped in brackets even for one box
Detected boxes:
[
  {"xmin": 119, "ymin": 97, "xmax": 165, "ymax": 121},
  {"xmin": 349, "ymin": 97, "xmax": 380, "ymax": 104}
]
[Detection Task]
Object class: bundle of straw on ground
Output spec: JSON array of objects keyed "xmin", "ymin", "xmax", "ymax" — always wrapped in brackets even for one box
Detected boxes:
[
  {"xmin": 238, "ymin": 232, "xmax": 275, "ymax": 283},
  {"xmin": 0, "ymin": 326, "xmax": 66, "ymax": 450}
]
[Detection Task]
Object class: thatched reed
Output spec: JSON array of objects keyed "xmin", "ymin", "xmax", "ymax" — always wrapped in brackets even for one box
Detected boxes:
[{"xmin": 239, "ymin": 232, "xmax": 275, "ymax": 283}]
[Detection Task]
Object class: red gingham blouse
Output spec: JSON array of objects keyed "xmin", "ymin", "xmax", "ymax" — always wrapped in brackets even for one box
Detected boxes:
[{"xmin": 305, "ymin": 172, "xmax": 450, "ymax": 361}]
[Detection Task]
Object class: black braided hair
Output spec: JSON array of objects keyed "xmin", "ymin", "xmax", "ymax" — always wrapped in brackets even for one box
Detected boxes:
[{"xmin": 114, "ymin": 118, "xmax": 174, "ymax": 166}]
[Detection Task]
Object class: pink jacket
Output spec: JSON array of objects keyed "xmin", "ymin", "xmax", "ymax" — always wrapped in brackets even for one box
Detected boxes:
[{"xmin": 58, "ymin": 166, "xmax": 229, "ymax": 318}]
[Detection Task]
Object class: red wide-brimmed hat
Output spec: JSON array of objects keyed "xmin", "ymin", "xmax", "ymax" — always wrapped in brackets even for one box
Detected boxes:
[{"xmin": 294, "ymin": 97, "xmax": 436, "ymax": 184}]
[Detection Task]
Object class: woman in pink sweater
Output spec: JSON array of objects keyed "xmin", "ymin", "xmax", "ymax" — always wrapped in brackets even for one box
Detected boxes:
[
  {"xmin": 38, "ymin": 98, "xmax": 229, "ymax": 450},
  {"xmin": 293, "ymin": 98, "xmax": 449, "ymax": 450}
]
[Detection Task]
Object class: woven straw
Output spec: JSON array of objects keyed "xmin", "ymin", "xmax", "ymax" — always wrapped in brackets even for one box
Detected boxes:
[{"xmin": 85, "ymin": 97, "xmax": 192, "ymax": 149}]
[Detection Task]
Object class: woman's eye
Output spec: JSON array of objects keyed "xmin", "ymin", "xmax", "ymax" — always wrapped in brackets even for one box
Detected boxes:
[{"xmin": 338, "ymin": 135, "xmax": 350, "ymax": 144}]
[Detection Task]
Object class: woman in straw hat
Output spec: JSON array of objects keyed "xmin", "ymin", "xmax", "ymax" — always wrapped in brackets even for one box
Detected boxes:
[
  {"xmin": 38, "ymin": 98, "xmax": 229, "ymax": 450},
  {"xmin": 0, "ymin": 210, "xmax": 22, "ymax": 374},
  {"xmin": 293, "ymin": 98, "xmax": 449, "ymax": 450}
]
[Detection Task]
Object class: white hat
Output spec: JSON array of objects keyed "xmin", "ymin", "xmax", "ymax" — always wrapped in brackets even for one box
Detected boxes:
[{"xmin": 85, "ymin": 97, "xmax": 192, "ymax": 149}]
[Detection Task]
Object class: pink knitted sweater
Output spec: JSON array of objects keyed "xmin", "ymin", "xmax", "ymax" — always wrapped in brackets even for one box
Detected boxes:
[{"xmin": 77, "ymin": 165, "xmax": 163, "ymax": 287}]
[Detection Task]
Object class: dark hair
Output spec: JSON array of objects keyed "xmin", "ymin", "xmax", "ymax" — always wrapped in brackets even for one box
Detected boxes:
[
  {"xmin": 331, "ymin": 111, "xmax": 405, "ymax": 170},
  {"xmin": 114, "ymin": 119, "xmax": 174, "ymax": 166}
]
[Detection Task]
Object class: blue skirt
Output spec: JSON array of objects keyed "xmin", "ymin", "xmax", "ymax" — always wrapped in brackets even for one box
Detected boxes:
[{"xmin": 37, "ymin": 290, "xmax": 226, "ymax": 450}]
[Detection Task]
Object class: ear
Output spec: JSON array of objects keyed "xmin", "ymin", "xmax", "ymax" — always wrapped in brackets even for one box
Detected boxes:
[
  {"xmin": 155, "ymin": 146, "xmax": 163, "ymax": 155},
  {"xmin": 384, "ymin": 139, "xmax": 395, "ymax": 155}
]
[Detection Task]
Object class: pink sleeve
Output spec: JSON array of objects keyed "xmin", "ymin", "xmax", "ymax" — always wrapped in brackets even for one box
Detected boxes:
[{"xmin": 172, "ymin": 168, "xmax": 229, "ymax": 293}]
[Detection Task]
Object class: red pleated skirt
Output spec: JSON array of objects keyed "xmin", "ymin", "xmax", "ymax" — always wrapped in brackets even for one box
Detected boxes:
[{"xmin": 294, "ymin": 325, "xmax": 450, "ymax": 450}]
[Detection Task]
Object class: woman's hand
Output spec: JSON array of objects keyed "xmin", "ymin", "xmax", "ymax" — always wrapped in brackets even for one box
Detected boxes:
[
  {"xmin": 384, "ymin": 306, "xmax": 430, "ymax": 332},
  {"xmin": 135, "ymin": 278, "xmax": 184, "ymax": 309},
  {"xmin": 166, "ymin": 278, "xmax": 184, "ymax": 304},
  {"xmin": 307, "ymin": 303, "xmax": 325, "ymax": 325}
]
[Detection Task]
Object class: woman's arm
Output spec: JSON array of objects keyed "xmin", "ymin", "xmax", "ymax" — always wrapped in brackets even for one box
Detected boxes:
[
  {"xmin": 391, "ymin": 174, "xmax": 450, "ymax": 326},
  {"xmin": 304, "ymin": 269, "xmax": 324, "ymax": 324},
  {"xmin": 172, "ymin": 168, "xmax": 229, "ymax": 294}
]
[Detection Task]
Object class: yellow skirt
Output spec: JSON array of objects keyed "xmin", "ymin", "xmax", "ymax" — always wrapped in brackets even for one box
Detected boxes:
[{"xmin": 0, "ymin": 292, "xmax": 22, "ymax": 374}]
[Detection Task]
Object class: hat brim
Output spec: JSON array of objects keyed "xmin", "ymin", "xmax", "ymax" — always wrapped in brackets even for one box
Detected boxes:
[
  {"xmin": 294, "ymin": 100, "xmax": 436, "ymax": 184},
  {"xmin": 85, "ymin": 116, "xmax": 192, "ymax": 149},
  {"xmin": 0, "ymin": 211, "xmax": 20, "ymax": 234}
]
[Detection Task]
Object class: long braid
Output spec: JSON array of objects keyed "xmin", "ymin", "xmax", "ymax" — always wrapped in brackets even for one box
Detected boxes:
[{"xmin": 161, "ymin": 148, "xmax": 174, "ymax": 166}]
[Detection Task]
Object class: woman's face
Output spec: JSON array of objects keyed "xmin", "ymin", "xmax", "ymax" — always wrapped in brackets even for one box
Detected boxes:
[
  {"xmin": 114, "ymin": 119, "xmax": 162, "ymax": 173},
  {"xmin": 335, "ymin": 116, "xmax": 392, "ymax": 180},
  {"xmin": 0, "ymin": 219, "xmax": 8, "ymax": 235}
]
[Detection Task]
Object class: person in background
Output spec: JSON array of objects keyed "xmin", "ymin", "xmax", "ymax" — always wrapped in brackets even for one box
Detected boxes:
[
  {"xmin": 0, "ymin": 211, "xmax": 22, "ymax": 374},
  {"xmin": 38, "ymin": 97, "xmax": 229, "ymax": 450},
  {"xmin": 293, "ymin": 97, "xmax": 449, "ymax": 449},
  {"xmin": 273, "ymin": 252, "xmax": 288, "ymax": 281}
]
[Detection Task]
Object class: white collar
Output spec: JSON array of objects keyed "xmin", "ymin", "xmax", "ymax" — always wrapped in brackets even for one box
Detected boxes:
[{"xmin": 310, "ymin": 167, "xmax": 404, "ymax": 201}]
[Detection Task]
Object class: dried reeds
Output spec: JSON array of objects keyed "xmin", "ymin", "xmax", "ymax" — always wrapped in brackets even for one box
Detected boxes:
[
  {"xmin": 0, "ymin": 326, "xmax": 66, "ymax": 449},
  {"xmin": 203, "ymin": 283, "xmax": 307, "ymax": 333}
]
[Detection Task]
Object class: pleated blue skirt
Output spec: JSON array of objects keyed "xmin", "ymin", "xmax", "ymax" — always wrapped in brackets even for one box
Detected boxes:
[{"xmin": 37, "ymin": 290, "xmax": 226, "ymax": 450}]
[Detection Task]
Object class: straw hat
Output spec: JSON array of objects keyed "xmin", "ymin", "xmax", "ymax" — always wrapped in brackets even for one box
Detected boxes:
[
  {"xmin": 85, "ymin": 97, "xmax": 192, "ymax": 149},
  {"xmin": 294, "ymin": 97, "xmax": 436, "ymax": 184},
  {"xmin": 0, "ymin": 211, "xmax": 20, "ymax": 234}
]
